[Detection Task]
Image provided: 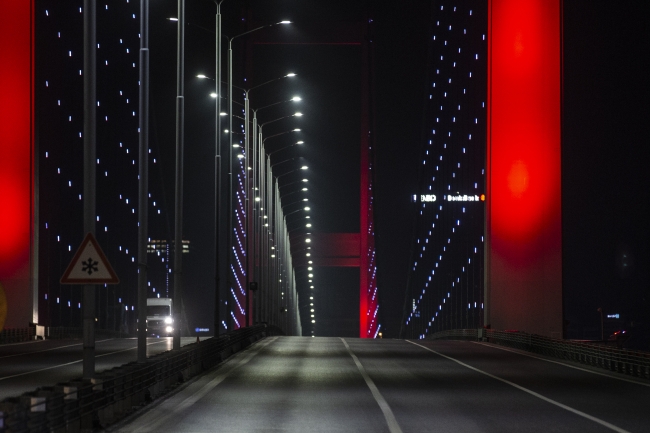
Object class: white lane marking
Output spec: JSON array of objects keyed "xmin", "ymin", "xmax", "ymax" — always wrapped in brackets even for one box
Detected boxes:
[
  {"xmin": 0, "ymin": 338, "xmax": 115, "ymax": 360},
  {"xmin": 0, "ymin": 340, "xmax": 167, "ymax": 381},
  {"xmin": 341, "ymin": 338, "xmax": 403, "ymax": 433},
  {"xmin": 472, "ymin": 341, "xmax": 650, "ymax": 388},
  {"xmin": 408, "ymin": 340, "xmax": 631, "ymax": 433},
  {"xmin": 124, "ymin": 337, "xmax": 277, "ymax": 433}
]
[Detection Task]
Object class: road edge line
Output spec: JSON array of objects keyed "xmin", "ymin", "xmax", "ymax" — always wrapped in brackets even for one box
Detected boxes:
[{"xmin": 407, "ymin": 340, "xmax": 630, "ymax": 433}]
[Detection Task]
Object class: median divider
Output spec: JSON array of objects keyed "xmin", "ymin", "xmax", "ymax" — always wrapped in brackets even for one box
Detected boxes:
[{"xmin": 0, "ymin": 324, "xmax": 283, "ymax": 433}]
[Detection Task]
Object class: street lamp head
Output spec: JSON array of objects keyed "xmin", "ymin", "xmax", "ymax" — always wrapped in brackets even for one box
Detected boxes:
[
  {"xmin": 286, "ymin": 73, "xmax": 297, "ymax": 77},
  {"xmin": 297, "ymin": 141, "xmax": 304, "ymax": 144},
  {"xmin": 294, "ymin": 112, "xmax": 303, "ymax": 117},
  {"xmin": 279, "ymin": 20, "xmax": 292, "ymax": 24},
  {"xmin": 167, "ymin": 17, "xmax": 178, "ymax": 21},
  {"xmin": 292, "ymin": 96, "xmax": 302, "ymax": 102},
  {"xmin": 293, "ymin": 128, "xmax": 301, "ymax": 132},
  {"xmin": 302, "ymin": 178, "xmax": 308, "ymax": 182},
  {"xmin": 300, "ymin": 165, "xmax": 308, "ymax": 170},
  {"xmin": 197, "ymin": 74, "xmax": 208, "ymax": 79},
  {"xmin": 301, "ymin": 188, "xmax": 308, "ymax": 191},
  {"xmin": 304, "ymin": 207, "xmax": 310, "ymax": 211},
  {"xmin": 219, "ymin": 112, "xmax": 227, "ymax": 116}
]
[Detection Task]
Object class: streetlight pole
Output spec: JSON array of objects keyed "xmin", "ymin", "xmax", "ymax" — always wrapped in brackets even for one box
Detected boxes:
[
  {"xmin": 137, "ymin": 0, "xmax": 150, "ymax": 363},
  {"xmin": 173, "ymin": 0, "xmax": 185, "ymax": 350},
  {"xmin": 82, "ymin": 0, "xmax": 97, "ymax": 379},
  {"xmin": 225, "ymin": 20, "xmax": 290, "ymax": 329},
  {"xmin": 214, "ymin": 0, "xmax": 224, "ymax": 337}
]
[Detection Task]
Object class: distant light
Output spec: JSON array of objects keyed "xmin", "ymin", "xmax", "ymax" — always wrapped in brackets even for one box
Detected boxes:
[
  {"xmin": 297, "ymin": 141, "xmax": 304, "ymax": 144},
  {"xmin": 306, "ymin": 223, "xmax": 312, "ymax": 227},
  {"xmin": 302, "ymin": 198, "xmax": 308, "ymax": 202},
  {"xmin": 279, "ymin": 20, "xmax": 291, "ymax": 24},
  {"xmin": 304, "ymin": 206, "xmax": 310, "ymax": 210},
  {"xmin": 292, "ymin": 96, "xmax": 302, "ymax": 101},
  {"xmin": 293, "ymin": 128, "xmax": 301, "ymax": 132},
  {"xmin": 286, "ymin": 73, "xmax": 297, "ymax": 77},
  {"xmin": 219, "ymin": 112, "xmax": 227, "ymax": 116},
  {"xmin": 233, "ymin": 144, "xmax": 240, "ymax": 148},
  {"xmin": 167, "ymin": 17, "xmax": 178, "ymax": 21},
  {"xmin": 301, "ymin": 188, "xmax": 308, "ymax": 191},
  {"xmin": 237, "ymin": 154, "xmax": 244, "ymax": 159},
  {"xmin": 210, "ymin": 93, "xmax": 218, "ymax": 98},
  {"xmin": 300, "ymin": 165, "xmax": 308, "ymax": 170},
  {"xmin": 196, "ymin": 74, "xmax": 208, "ymax": 79},
  {"xmin": 308, "ymin": 274, "xmax": 314, "ymax": 278},
  {"xmin": 294, "ymin": 112, "xmax": 303, "ymax": 117},
  {"xmin": 305, "ymin": 239, "xmax": 311, "ymax": 243},
  {"xmin": 255, "ymin": 197, "xmax": 261, "ymax": 202}
]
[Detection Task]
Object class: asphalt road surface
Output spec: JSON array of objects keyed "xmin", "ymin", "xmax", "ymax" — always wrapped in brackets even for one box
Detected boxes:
[
  {"xmin": 0, "ymin": 337, "xmax": 204, "ymax": 400},
  {"xmin": 108, "ymin": 337, "xmax": 650, "ymax": 433}
]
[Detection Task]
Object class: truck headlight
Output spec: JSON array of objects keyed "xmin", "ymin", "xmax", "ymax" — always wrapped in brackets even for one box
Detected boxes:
[
  {"xmin": 164, "ymin": 317, "xmax": 173, "ymax": 324},
  {"xmin": 165, "ymin": 326, "xmax": 173, "ymax": 333}
]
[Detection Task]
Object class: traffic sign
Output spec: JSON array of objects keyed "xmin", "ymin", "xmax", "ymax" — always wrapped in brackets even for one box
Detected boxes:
[{"xmin": 60, "ymin": 233, "xmax": 119, "ymax": 284}]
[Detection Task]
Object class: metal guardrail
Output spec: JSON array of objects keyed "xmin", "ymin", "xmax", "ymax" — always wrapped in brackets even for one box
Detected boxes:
[
  {"xmin": 0, "ymin": 325, "xmax": 282, "ymax": 432},
  {"xmin": 0, "ymin": 327, "xmax": 132, "ymax": 344},
  {"xmin": 427, "ymin": 328, "xmax": 650, "ymax": 380},
  {"xmin": 0, "ymin": 328, "xmax": 35, "ymax": 345}
]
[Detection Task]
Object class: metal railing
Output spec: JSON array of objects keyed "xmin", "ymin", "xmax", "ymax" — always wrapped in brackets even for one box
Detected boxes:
[
  {"xmin": 0, "ymin": 325, "xmax": 281, "ymax": 432},
  {"xmin": 427, "ymin": 328, "xmax": 650, "ymax": 380},
  {"xmin": 0, "ymin": 328, "xmax": 35, "ymax": 345}
]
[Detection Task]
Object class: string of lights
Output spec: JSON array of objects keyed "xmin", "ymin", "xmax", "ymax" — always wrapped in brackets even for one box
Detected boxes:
[
  {"xmin": 37, "ymin": 1, "xmax": 169, "ymax": 331},
  {"xmin": 402, "ymin": 1, "xmax": 486, "ymax": 339}
]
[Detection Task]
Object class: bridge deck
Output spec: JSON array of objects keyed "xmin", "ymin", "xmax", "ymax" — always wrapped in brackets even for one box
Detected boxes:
[{"xmin": 108, "ymin": 336, "xmax": 650, "ymax": 433}]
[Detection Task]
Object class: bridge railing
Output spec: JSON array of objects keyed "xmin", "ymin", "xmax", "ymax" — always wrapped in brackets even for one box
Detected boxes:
[
  {"xmin": 0, "ymin": 326, "xmax": 134, "ymax": 345},
  {"xmin": 427, "ymin": 328, "xmax": 650, "ymax": 380},
  {"xmin": 0, "ymin": 328, "xmax": 35, "ymax": 344},
  {"xmin": 0, "ymin": 325, "xmax": 283, "ymax": 433}
]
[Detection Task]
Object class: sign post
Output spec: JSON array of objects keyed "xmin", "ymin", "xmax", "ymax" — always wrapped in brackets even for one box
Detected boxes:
[{"xmin": 61, "ymin": 232, "xmax": 119, "ymax": 378}]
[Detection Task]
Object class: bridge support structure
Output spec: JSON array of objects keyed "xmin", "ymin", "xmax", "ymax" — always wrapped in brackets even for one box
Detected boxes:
[
  {"xmin": 486, "ymin": 0, "xmax": 563, "ymax": 338},
  {"xmin": 0, "ymin": 0, "xmax": 37, "ymax": 330}
]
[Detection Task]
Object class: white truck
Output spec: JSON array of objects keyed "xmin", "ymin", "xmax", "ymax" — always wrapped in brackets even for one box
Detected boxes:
[{"xmin": 146, "ymin": 298, "xmax": 173, "ymax": 337}]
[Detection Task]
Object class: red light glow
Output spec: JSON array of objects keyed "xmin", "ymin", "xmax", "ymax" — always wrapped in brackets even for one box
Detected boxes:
[
  {"xmin": 0, "ymin": 1, "xmax": 34, "ymax": 328},
  {"xmin": 487, "ymin": 0, "xmax": 563, "ymax": 338}
]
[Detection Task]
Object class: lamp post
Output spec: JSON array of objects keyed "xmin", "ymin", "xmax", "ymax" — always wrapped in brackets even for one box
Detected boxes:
[
  {"xmin": 225, "ymin": 21, "xmax": 290, "ymax": 330},
  {"xmin": 213, "ymin": 0, "xmax": 225, "ymax": 336},
  {"xmin": 242, "ymin": 80, "xmax": 298, "ymax": 326},
  {"xmin": 173, "ymin": 0, "xmax": 185, "ymax": 350},
  {"xmin": 268, "ymin": 141, "xmax": 304, "ymax": 158},
  {"xmin": 137, "ymin": 0, "xmax": 150, "ymax": 362}
]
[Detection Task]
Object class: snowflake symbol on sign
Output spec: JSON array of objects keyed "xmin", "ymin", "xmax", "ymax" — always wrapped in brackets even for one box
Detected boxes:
[{"xmin": 82, "ymin": 257, "xmax": 99, "ymax": 275}]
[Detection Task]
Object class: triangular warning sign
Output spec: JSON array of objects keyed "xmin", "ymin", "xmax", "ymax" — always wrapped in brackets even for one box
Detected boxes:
[{"xmin": 60, "ymin": 233, "xmax": 120, "ymax": 285}]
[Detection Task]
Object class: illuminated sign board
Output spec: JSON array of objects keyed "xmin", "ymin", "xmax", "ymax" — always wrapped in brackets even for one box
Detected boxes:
[
  {"xmin": 606, "ymin": 314, "xmax": 620, "ymax": 319},
  {"xmin": 412, "ymin": 194, "xmax": 485, "ymax": 203}
]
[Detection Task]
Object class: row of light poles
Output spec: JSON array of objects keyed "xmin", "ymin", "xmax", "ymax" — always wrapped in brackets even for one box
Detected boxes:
[{"xmin": 203, "ymin": 8, "xmax": 310, "ymax": 336}]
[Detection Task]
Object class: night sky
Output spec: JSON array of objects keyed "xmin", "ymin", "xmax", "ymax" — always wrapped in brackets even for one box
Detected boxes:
[
  {"xmin": 37, "ymin": 1, "xmax": 648, "ymax": 342},
  {"xmin": 142, "ymin": 0, "xmax": 649, "ymax": 341}
]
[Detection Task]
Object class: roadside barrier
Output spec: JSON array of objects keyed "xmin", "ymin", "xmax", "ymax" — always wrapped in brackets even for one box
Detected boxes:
[
  {"xmin": 0, "ymin": 328, "xmax": 35, "ymax": 345},
  {"xmin": 0, "ymin": 324, "xmax": 283, "ymax": 432},
  {"xmin": 427, "ymin": 328, "xmax": 650, "ymax": 380}
]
